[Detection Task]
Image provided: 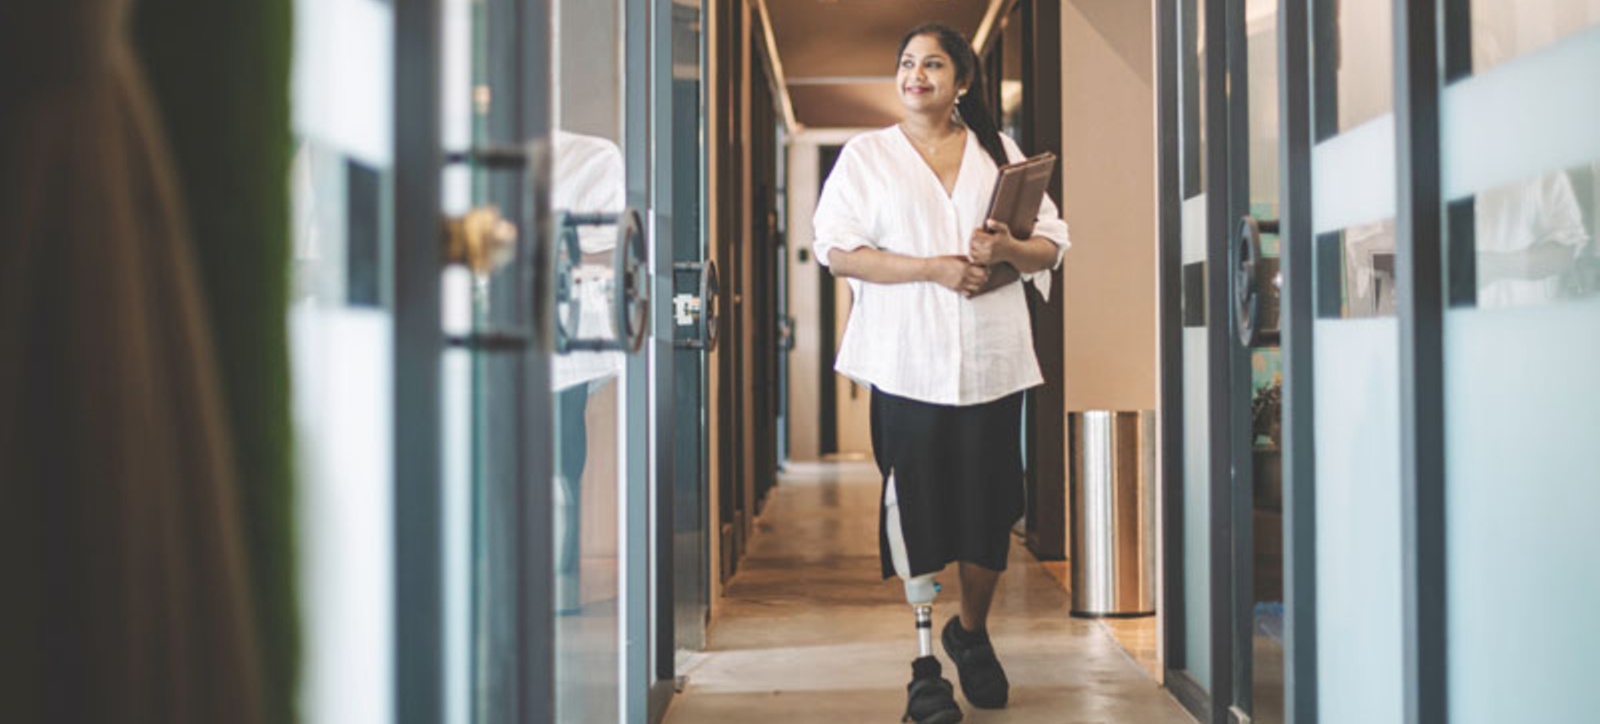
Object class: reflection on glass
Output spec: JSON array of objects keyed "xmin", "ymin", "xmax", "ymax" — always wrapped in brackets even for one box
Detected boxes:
[
  {"xmin": 1000, "ymin": 8, "xmax": 1024, "ymax": 138},
  {"xmin": 1342, "ymin": 220, "xmax": 1398, "ymax": 318},
  {"xmin": 1334, "ymin": 0, "xmax": 1394, "ymax": 132},
  {"xmin": 1470, "ymin": 0, "xmax": 1600, "ymax": 73},
  {"xmin": 551, "ymin": 127, "xmax": 626, "ymax": 624},
  {"xmin": 1472, "ymin": 169, "xmax": 1594, "ymax": 307},
  {"xmin": 551, "ymin": 0, "xmax": 626, "ymax": 720}
]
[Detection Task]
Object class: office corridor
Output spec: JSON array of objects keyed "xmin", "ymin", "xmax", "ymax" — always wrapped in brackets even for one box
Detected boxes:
[{"xmin": 663, "ymin": 462, "xmax": 1193, "ymax": 723}]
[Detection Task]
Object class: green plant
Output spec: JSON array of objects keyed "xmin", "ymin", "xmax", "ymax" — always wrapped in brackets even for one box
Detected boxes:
[{"xmin": 1252, "ymin": 374, "xmax": 1283, "ymax": 449}]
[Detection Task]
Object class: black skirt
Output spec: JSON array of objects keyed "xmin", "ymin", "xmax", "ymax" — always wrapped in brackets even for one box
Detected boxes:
[{"xmin": 872, "ymin": 388, "xmax": 1026, "ymax": 579}]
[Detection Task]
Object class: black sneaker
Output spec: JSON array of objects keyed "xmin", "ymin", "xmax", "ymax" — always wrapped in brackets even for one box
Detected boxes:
[
  {"xmin": 941, "ymin": 617, "xmax": 1009, "ymax": 709},
  {"xmin": 903, "ymin": 656, "xmax": 963, "ymax": 724}
]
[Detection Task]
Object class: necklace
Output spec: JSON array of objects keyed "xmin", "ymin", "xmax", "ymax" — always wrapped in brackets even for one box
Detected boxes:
[{"xmin": 901, "ymin": 124, "xmax": 964, "ymax": 156}]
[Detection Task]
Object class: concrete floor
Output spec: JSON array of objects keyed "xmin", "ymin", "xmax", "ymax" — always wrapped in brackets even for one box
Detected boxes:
[{"xmin": 663, "ymin": 461, "xmax": 1194, "ymax": 723}]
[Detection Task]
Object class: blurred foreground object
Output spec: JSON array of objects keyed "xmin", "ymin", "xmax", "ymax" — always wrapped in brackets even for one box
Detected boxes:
[{"xmin": 0, "ymin": 1, "xmax": 284, "ymax": 721}]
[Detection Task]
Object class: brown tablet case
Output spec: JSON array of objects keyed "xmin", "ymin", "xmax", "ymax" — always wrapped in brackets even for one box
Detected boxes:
[{"xmin": 984, "ymin": 152, "xmax": 1057, "ymax": 238}]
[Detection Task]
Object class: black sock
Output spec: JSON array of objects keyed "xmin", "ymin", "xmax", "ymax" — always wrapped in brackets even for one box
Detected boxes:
[{"xmin": 911, "ymin": 655, "xmax": 942, "ymax": 680}]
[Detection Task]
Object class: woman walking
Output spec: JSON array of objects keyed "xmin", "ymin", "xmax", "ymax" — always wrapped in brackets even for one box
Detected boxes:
[{"xmin": 812, "ymin": 22, "xmax": 1070, "ymax": 724}]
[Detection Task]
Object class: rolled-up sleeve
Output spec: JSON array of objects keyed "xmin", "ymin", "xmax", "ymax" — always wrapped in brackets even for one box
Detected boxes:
[
  {"xmin": 812, "ymin": 144, "xmax": 877, "ymax": 267},
  {"xmin": 1023, "ymin": 193, "xmax": 1071, "ymax": 300},
  {"xmin": 999, "ymin": 135, "xmax": 1071, "ymax": 301}
]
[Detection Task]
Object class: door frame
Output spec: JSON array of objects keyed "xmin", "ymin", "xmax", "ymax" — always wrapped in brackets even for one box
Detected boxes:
[
  {"xmin": 394, "ymin": 0, "xmax": 450, "ymax": 721},
  {"xmin": 975, "ymin": 0, "xmax": 1068, "ymax": 566}
]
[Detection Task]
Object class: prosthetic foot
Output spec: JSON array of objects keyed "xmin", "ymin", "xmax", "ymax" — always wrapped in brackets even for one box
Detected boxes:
[{"xmin": 886, "ymin": 474, "xmax": 962, "ymax": 723}]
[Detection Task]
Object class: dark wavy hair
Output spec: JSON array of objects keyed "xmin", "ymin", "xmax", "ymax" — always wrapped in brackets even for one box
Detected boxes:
[{"xmin": 896, "ymin": 23, "xmax": 1010, "ymax": 169}]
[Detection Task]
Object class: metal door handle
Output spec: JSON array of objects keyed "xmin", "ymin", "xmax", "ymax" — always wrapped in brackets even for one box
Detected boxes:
[
  {"xmin": 439, "ymin": 142, "xmax": 551, "ymax": 352},
  {"xmin": 672, "ymin": 259, "xmax": 719, "ymax": 351},
  {"xmin": 1235, "ymin": 216, "xmax": 1278, "ymax": 347},
  {"xmin": 442, "ymin": 205, "xmax": 517, "ymax": 275}
]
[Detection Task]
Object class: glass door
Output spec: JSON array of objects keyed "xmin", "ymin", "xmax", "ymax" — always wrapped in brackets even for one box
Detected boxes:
[
  {"xmin": 1300, "ymin": 0, "xmax": 1406, "ymax": 721},
  {"xmin": 549, "ymin": 0, "xmax": 646, "ymax": 720},
  {"xmin": 1163, "ymin": 0, "xmax": 1216, "ymax": 711},
  {"xmin": 667, "ymin": 0, "xmax": 713, "ymax": 660},
  {"xmin": 1439, "ymin": 4, "xmax": 1600, "ymax": 722},
  {"xmin": 438, "ymin": 0, "xmax": 559, "ymax": 721},
  {"xmin": 1166, "ymin": 1, "xmax": 1290, "ymax": 721},
  {"xmin": 436, "ymin": 0, "xmax": 650, "ymax": 720}
]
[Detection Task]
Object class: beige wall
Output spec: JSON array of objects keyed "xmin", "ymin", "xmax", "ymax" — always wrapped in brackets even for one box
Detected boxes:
[
  {"xmin": 1060, "ymin": 0, "xmax": 1159, "ymax": 414},
  {"xmin": 786, "ymin": 138, "xmax": 823, "ymax": 460}
]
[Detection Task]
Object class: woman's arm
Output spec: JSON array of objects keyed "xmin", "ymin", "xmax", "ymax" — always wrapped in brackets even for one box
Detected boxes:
[
  {"xmin": 1478, "ymin": 241, "xmax": 1579, "ymax": 284},
  {"xmin": 828, "ymin": 247, "xmax": 992, "ymax": 297},
  {"xmin": 968, "ymin": 222, "xmax": 1064, "ymax": 274}
]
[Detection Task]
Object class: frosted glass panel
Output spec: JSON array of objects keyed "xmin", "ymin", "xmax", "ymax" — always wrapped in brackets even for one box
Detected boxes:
[
  {"xmin": 1442, "ymin": 27, "xmax": 1600, "ymax": 201},
  {"xmin": 1313, "ymin": 319, "xmax": 1402, "ymax": 724},
  {"xmin": 290, "ymin": 309, "xmax": 394, "ymax": 724},
  {"xmin": 288, "ymin": 0, "xmax": 396, "ymax": 720},
  {"xmin": 1445, "ymin": 300, "xmax": 1600, "ymax": 723},
  {"xmin": 1182, "ymin": 328, "xmax": 1212, "ymax": 689},
  {"xmin": 1312, "ymin": 118, "xmax": 1395, "ymax": 235},
  {"xmin": 1442, "ymin": 18, "xmax": 1600, "ymax": 715}
]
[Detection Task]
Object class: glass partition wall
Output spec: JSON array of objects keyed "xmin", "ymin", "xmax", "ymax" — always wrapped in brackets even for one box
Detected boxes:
[
  {"xmin": 1161, "ymin": 0, "xmax": 1599, "ymax": 722},
  {"xmin": 1440, "ymin": 3, "xmax": 1600, "ymax": 723}
]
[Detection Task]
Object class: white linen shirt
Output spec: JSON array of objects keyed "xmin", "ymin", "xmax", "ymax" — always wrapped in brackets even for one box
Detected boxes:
[{"xmin": 813, "ymin": 126, "xmax": 1070, "ymax": 406}]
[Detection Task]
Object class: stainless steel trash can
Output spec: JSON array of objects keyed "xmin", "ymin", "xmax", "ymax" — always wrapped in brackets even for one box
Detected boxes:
[{"xmin": 1069, "ymin": 410, "xmax": 1157, "ymax": 617}]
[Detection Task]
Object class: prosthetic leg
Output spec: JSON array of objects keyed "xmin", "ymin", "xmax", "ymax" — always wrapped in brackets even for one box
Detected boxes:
[
  {"xmin": 884, "ymin": 474, "xmax": 938, "ymax": 655},
  {"xmin": 886, "ymin": 473, "xmax": 963, "ymax": 723}
]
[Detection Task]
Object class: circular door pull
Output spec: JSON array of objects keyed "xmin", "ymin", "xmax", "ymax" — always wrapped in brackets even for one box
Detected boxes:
[
  {"xmin": 613, "ymin": 207, "xmax": 650, "ymax": 354},
  {"xmin": 1235, "ymin": 216, "xmax": 1268, "ymax": 347},
  {"xmin": 671, "ymin": 259, "xmax": 719, "ymax": 351},
  {"xmin": 699, "ymin": 259, "xmax": 720, "ymax": 352}
]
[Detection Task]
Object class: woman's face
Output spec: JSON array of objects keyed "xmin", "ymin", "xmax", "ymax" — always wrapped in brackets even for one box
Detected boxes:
[{"xmin": 896, "ymin": 34, "xmax": 964, "ymax": 116}]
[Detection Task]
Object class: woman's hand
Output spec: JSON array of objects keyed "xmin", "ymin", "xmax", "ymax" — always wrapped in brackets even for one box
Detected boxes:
[
  {"xmin": 971, "ymin": 262, "xmax": 1021, "ymax": 297},
  {"xmin": 968, "ymin": 221, "xmax": 1015, "ymax": 265},
  {"xmin": 927, "ymin": 255, "xmax": 991, "ymax": 296}
]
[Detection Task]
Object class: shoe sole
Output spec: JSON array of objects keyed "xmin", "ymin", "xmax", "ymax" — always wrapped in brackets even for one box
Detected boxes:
[{"xmin": 903, "ymin": 711, "xmax": 963, "ymax": 724}]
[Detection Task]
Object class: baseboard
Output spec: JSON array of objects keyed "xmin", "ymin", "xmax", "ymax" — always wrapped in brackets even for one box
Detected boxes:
[
  {"xmin": 647, "ymin": 679, "xmax": 676, "ymax": 724},
  {"xmin": 1165, "ymin": 668, "xmax": 1212, "ymax": 722}
]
